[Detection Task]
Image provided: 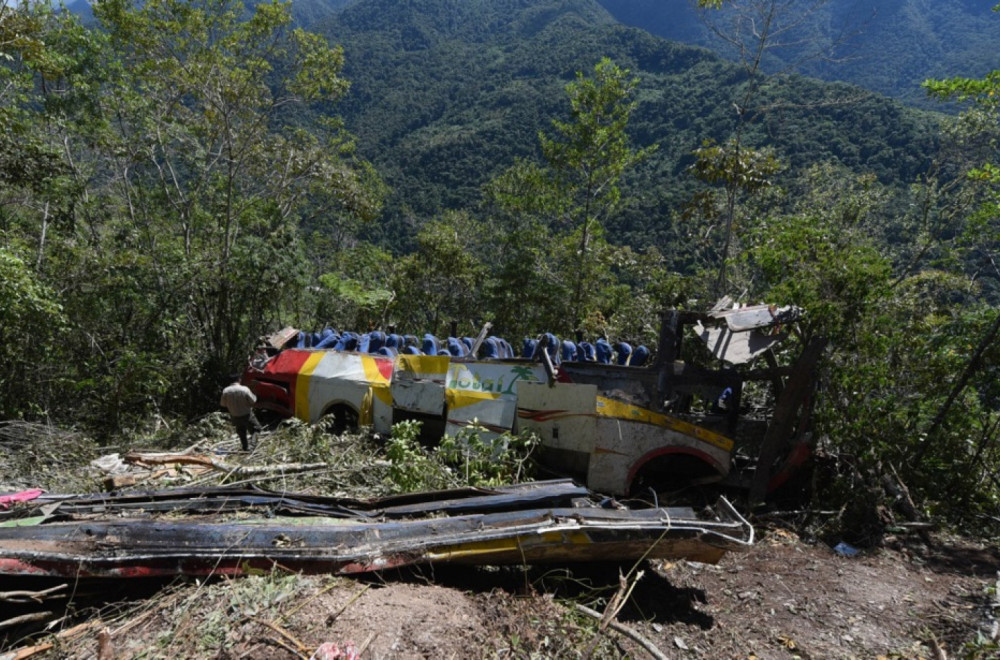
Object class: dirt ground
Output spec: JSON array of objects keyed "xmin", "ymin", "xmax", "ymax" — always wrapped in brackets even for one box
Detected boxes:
[{"xmin": 9, "ymin": 526, "xmax": 997, "ymax": 659}]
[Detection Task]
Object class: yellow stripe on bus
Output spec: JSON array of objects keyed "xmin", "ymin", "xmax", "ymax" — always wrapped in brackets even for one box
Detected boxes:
[
  {"xmin": 446, "ymin": 388, "xmax": 502, "ymax": 410},
  {"xmin": 596, "ymin": 396, "xmax": 734, "ymax": 452},
  {"xmin": 361, "ymin": 355, "xmax": 391, "ymax": 385},
  {"xmin": 294, "ymin": 352, "xmax": 325, "ymax": 421}
]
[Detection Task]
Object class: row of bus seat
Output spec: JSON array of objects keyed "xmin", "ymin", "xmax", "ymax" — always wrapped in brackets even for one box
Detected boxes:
[{"xmin": 293, "ymin": 328, "xmax": 649, "ymax": 366}]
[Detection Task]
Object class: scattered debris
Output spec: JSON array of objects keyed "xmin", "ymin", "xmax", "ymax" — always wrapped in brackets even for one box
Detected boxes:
[
  {"xmin": 0, "ymin": 489, "xmax": 44, "ymax": 510},
  {"xmin": 0, "ymin": 480, "xmax": 752, "ymax": 580},
  {"xmin": 832, "ymin": 541, "xmax": 860, "ymax": 557}
]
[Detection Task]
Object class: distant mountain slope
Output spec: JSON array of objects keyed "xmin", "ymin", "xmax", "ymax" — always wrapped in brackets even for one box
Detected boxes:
[
  {"xmin": 289, "ymin": 0, "xmax": 353, "ymax": 27},
  {"xmin": 309, "ymin": 0, "xmax": 940, "ymax": 255},
  {"xmin": 315, "ymin": 0, "xmax": 624, "ymax": 221},
  {"xmin": 596, "ymin": 0, "xmax": 1000, "ymax": 108},
  {"xmin": 64, "ymin": 0, "xmax": 354, "ymax": 30}
]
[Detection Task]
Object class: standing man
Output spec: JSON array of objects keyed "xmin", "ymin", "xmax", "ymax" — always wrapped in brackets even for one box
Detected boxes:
[{"xmin": 220, "ymin": 375, "xmax": 261, "ymax": 451}]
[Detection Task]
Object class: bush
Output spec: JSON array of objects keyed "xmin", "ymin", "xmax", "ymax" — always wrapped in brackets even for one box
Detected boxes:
[
  {"xmin": 436, "ymin": 422, "xmax": 540, "ymax": 487},
  {"xmin": 384, "ymin": 419, "xmax": 540, "ymax": 492}
]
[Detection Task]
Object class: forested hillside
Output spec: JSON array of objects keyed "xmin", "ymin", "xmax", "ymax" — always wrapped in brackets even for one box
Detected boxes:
[
  {"xmin": 315, "ymin": 0, "xmax": 941, "ymax": 254},
  {"xmin": 598, "ymin": 0, "xmax": 1000, "ymax": 109},
  {"xmin": 4, "ymin": 0, "xmax": 1000, "ymax": 536}
]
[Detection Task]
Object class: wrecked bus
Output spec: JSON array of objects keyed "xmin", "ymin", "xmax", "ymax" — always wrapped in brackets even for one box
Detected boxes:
[{"xmin": 242, "ymin": 301, "xmax": 822, "ymax": 499}]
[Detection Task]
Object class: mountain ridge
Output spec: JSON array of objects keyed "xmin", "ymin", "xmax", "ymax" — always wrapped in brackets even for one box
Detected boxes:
[
  {"xmin": 302, "ymin": 0, "xmax": 940, "ymax": 254},
  {"xmin": 596, "ymin": 0, "xmax": 1000, "ymax": 108}
]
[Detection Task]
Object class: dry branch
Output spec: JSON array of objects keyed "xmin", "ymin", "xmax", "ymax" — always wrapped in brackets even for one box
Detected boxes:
[
  {"xmin": 573, "ymin": 603, "xmax": 667, "ymax": 660},
  {"xmin": 123, "ymin": 451, "xmax": 330, "ymax": 477},
  {"xmin": 1, "ymin": 619, "xmax": 103, "ymax": 659},
  {"xmin": 0, "ymin": 612, "xmax": 53, "ymax": 631},
  {"xmin": 0, "ymin": 585, "xmax": 67, "ymax": 604}
]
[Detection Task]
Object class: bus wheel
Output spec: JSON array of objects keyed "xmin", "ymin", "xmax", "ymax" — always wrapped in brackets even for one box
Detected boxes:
[
  {"xmin": 326, "ymin": 404, "xmax": 359, "ymax": 435},
  {"xmin": 629, "ymin": 454, "xmax": 723, "ymax": 506}
]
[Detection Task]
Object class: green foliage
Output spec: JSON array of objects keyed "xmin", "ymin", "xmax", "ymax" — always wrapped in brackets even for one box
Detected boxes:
[
  {"xmin": 384, "ymin": 420, "xmax": 540, "ymax": 492},
  {"xmin": 316, "ymin": 0, "xmax": 939, "ymax": 261},
  {"xmin": 690, "ymin": 137, "xmax": 781, "ymax": 293},
  {"xmin": 0, "ymin": 248, "xmax": 65, "ymax": 417},
  {"xmin": 437, "ymin": 424, "xmax": 540, "ymax": 487},
  {"xmin": 311, "ymin": 243, "xmax": 395, "ymax": 330},
  {"xmin": 6, "ymin": 0, "xmax": 1000, "ymax": 539},
  {"xmin": 388, "ymin": 210, "xmax": 490, "ymax": 334},
  {"xmin": 541, "ymin": 57, "xmax": 657, "ymax": 324},
  {"xmin": 925, "ymin": 71, "xmax": 1000, "ymax": 110},
  {"xmin": 743, "ymin": 157, "xmax": 1000, "ymax": 533},
  {"xmin": 743, "ymin": 211, "xmax": 890, "ymax": 345},
  {"xmin": 604, "ymin": 0, "xmax": 1000, "ymax": 110},
  {"xmin": 0, "ymin": 0, "xmax": 382, "ymax": 432},
  {"xmin": 318, "ymin": 273, "xmax": 394, "ymax": 325},
  {"xmin": 482, "ymin": 160, "xmax": 572, "ymax": 337},
  {"xmin": 384, "ymin": 420, "xmax": 453, "ymax": 492},
  {"xmin": 481, "ymin": 58, "xmax": 657, "ymax": 337}
]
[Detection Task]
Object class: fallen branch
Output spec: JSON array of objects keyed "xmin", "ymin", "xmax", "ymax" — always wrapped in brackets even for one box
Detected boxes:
[
  {"xmin": 573, "ymin": 603, "xmax": 667, "ymax": 660},
  {"xmin": 123, "ymin": 451, "xmax": 330, "ymax": 477},
  {"xmin": 217, "ymin": 462, "xmax": 333, "ymax": 477},
  {"xmin": 251, "ymin": 616, "xmax": 310, "ymax": 655},
  {"xmin": 602, "ymin": 570, "xmax": 644, "ymax": 631},
  {"xmin": 0, "ymin": 619, "xmax": 103, "ymax": 660},
  {"xmin": 754, "ymin": 510, "xmax": 840, "ymax": 519},
  {"xmin": 0, "ymin": 612, "xmax": 53, "ymax": 631},
  {"xmin": 882, "ymin": 463, "xmax": 932, "ymax": 544},
  {"xmin": 0, "ymin": 584, "xmax": 68, "ymax": 603}
]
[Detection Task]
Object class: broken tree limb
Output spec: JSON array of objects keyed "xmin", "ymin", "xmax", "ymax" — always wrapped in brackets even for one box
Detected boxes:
[
  {"xmin": 573, "ymin": 603, "xmax": 667, "ymax": 660},
  {"xmin": 0, "ymin": 584, "xmax": 69, "ymax": 603},
  {"xmin": 0, "ymin": 584, "xmax": 67, "ymax": 603},
  {"xmin": 0, "ymin": 612, "xmax": 53, "ymax": 631},
  {"xmin": 602, "ymin": 570, "xmax": 644, "ymax": 631},
  {"xmin": 123, "ymin": 451, "xmax": 330, "ymax": 477},
  {"xmin": 0, "ymin": 620, "xmax": 104, "ymax": 660},
  {"xmin": 123, "ymin": 452, "xmax": 231, "ymax": 470},
  {"xmin": 882, "ymin": 463, "xmax": 932, "ymax": 545},
  {"xmin": 215, "ymin": 462, "xmax": 334, "ymax": 477}
]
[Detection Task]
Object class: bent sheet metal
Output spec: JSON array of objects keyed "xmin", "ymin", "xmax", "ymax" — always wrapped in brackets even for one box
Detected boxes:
[{"xmin": 0, "ymin": 480, "xmax": 752, "ymax": 579}]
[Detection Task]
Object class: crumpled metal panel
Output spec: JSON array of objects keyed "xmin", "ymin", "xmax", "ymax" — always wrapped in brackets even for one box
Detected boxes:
[{"xmin": 0, "ymin": 482, "xmax": 753, "ymax": 579}]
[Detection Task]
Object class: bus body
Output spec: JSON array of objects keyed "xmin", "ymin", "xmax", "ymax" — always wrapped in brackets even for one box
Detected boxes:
[{"xmin": 243, "ymin": 303, "xmax": 818, "ymax": 498}]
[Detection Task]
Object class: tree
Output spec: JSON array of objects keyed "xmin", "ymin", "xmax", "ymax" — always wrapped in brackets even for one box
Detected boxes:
[
  {"xmin": 910, "ymin": 29, "xmax": 1000, "ymax": 498},
  {"xmin": 690, "ymin": 138, "xmax": 779, "ymax": 294},
  {"xmin": 541, "ymin": 58, "xmax": 656, "ymax": 326},
  {"xmin": 0, "ymin": 0, "xmax": 383, "ymax": 429},
  {"xmin": 689, "ymin": 0, "xmax": 857, "ymax": 297},
  {"xmin": 0, "ymin": 2, "xmax": 107, "ymax": 422},
  {"xmin": 314, "ymin": 243, "xmax": 396, "ymax": 333},
  {"xmin": 482, "ymin": 159, "xmax": 570, "ymax": 338},
  {"xmin": 484, "ymin": 58, "xmax": 654, "ymax": 337},
  {"xmin": 0, "ymin": 248, "xmax": 65, "ymax": 418},
  {"xmin": 740, "ymin": 162, "xmax": 993, "ymax": 532},
  {"xmin": 387, "ymin": 211, "xmax": 489, "ymax": 335}
]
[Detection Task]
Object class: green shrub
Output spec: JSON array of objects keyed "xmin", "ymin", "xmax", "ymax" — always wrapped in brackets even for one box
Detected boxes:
[{"xmin": 436, "ymin": 422, "xmax": 540, "ymax": 487}]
